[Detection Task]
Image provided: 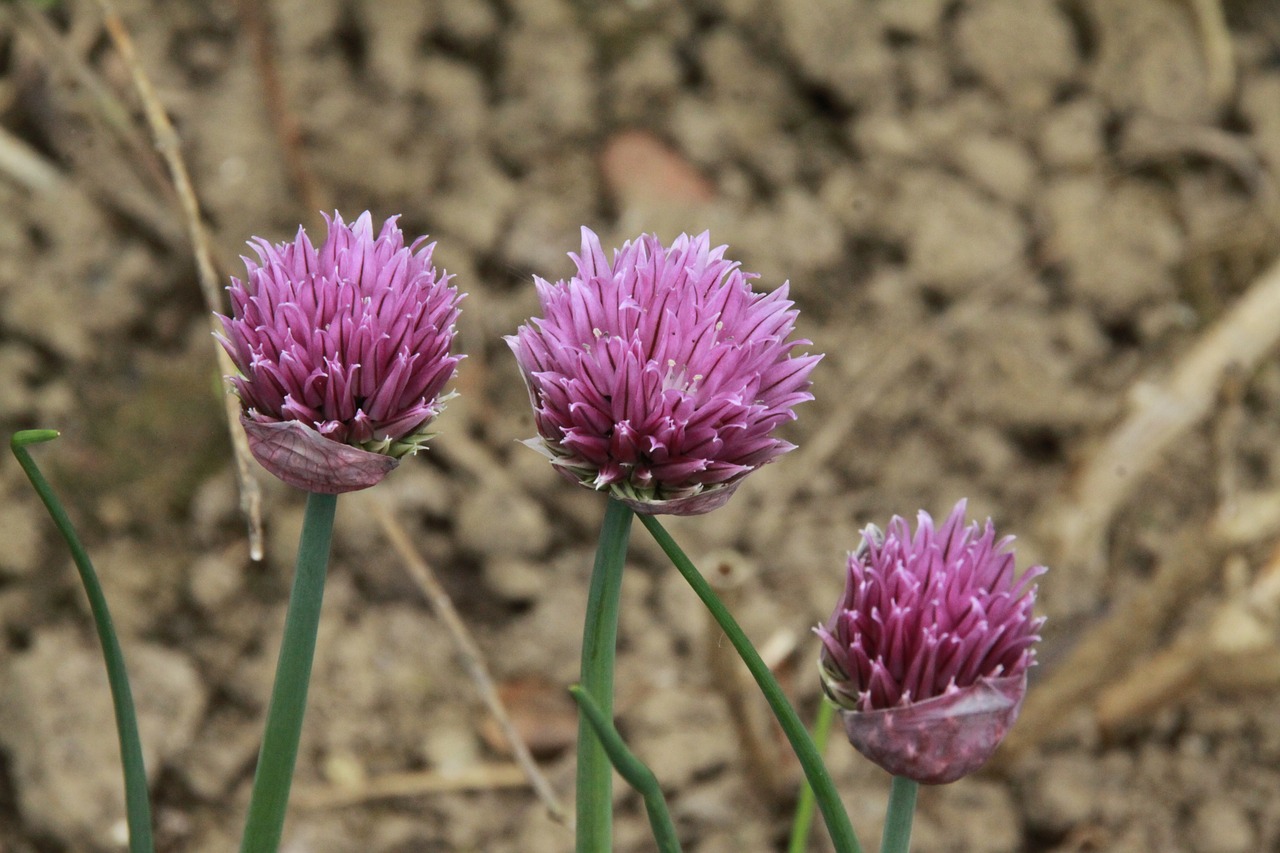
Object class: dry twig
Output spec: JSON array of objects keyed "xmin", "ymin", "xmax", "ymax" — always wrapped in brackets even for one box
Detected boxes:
[
  {"xmin": 371, "ymin": 496, "xmax": 568, "ymax": 824},
  {"xmin": 232, "ymin": 0, "xmax": 328, "ymax": 224},
  {"xmin": 92, "ymin": 0, "xmax": 264, "ymax": 559},
  {"xmin": 1184, "ymin": 0, "xmax": 1235, "ymax": 107},
  {"xmin": 1045, "ymin": 253, "xmax": 1280, "ymax": 614},
  {"xmin": 702, "ymin": 550, "xmax": 791, "ymax": 800},
  {"xmin": 996, "ymin": 527, "xmax": 1221, "ymax": 764},
  {"xmin": 1001, "ymin": 253, "xmax": 1280, "ymax": 761},
  {"xmin": 0, "ymin": 123, "xmax": 64, "ymax": 192},
  {"xmin": 1095, "ymin": 537, "xmax": 1280, "ymax": 734},
  {"xmin": 740, "ymin": 330, "xmax": 918, "ymax": 549},
  {"xmin": 9, "ymin": 1, "xmax": 169, "ymax": 193},
  {"xmin": 293, "ymin": 763, "xmax": 529, "ymax": 810}
]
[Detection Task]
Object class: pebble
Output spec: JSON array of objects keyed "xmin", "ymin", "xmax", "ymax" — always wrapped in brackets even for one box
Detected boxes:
[
  {"xmin": 0, "ymin": 628, "xmax": 205, "ymax": 847},
  {"xmin": 0, "ymin": 490, "xmax": 43, "ymax": 578},
  {"xmin": 952, "ymin": 0, "xmax": 1079, "ymax": 113},
  {"xmin": 1189, "ymin": 798, "xmax": 1256, "ymax": 853},
  {"xmin": 1019, "ymin": 753, "xmax": 1104, "ymax": 836}
]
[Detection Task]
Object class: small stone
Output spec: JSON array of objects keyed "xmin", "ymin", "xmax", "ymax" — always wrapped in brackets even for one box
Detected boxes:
[
  {"xmin": 420, "ymin": 708, "xmax": 483, "ymax": 774},
  {"xmin": 605, "ymin": 36, "xmax": 682, "ymax": 125},
  {"xmin": 0, "ymin": 344, "xmax": 38, "ymax": 416},
  {"xmin": 272, "ymin": 0, "xmax": 344, "ymax": 52},
  {"xmin": 0, "ymin": 628, "xmax": 205, "ymax": 847},
  {"xmin": 1089, "ymin": 0, "xmax": 1214, "ymax": 123},
  {"xmin": 1040, "ymin": 175, "xmax": 1181, "ymax": 321},
  {"xmin": 1189, "ymin": 797, "xmax": 1256, "ymax": 853},
  {"xmin": 187, "ymin": 549, "xmax": 246, "ymax": 614},
  {"xmin": 877, "ymin": 0, "xmax": 947, "ymax": 38},
  {"xmin": 94, "ymin": 538, "xmax": 184, "ymax": 638},
  {"xmin": 0, "ymin": 491, "xmax": 43, "ymax": 578},
  {"xmin": 175, "ymin": 706, "xmax": 260, "ymax": 800},
  {"xmin": 888, "ymin": 171, "xmax": 1027, "ymax": 295},
  {"xmin": 455, "ymin": 487, "xmax": 552, "ymax": 559},
  {"xmin": 435, "ymin": 0, "xmax": 500, "ymax": 46},
  {"xmin": 951, "ymin": 134, "xmax": 1037, "ymax": 205},
  {"xmin": 626, "ymin": 684, "xmax": 736, "ymax": 789},
  {"xmin": 484, "ymin": 557, "xmax": 545, "ymax": 602},
  {"xmin": 1038, "ymin": 98, "xmax": 1108, "ymax": 171},
  {"xmin": 364, "ymin": 0, "xmax": 435, "ymax": 89},
  {"xmin": 601, "ymin": 130, "xmax": 716, "ymax": 211},
  {"xmin": 1240, "ymin": 73, "xmax": 1280, "ymax": 178},
  {"xmin": 419, "ymin": 57, "xmax": 490, "ymax": 145},
  {"xmin": 953, "ymin": 0, "xmax": 1078, "ymax": 113},
  {"xmin": 780, "ymin": 0, "xmax": 894, "ymax": 109},
  {"xmin": 914, "ymin": 781, "xmax": 1021, "ymax": 853},
  {"xmin": 433, "ymin": 152, "xmax": 518, "ymax": 254},
  {"xmin": 1019, "ymin": 753, "xmax": 1104, "ymax": 836},
  {"xmin": 853, "ymin": 111, "xmax": 925, "ymax": 161}
]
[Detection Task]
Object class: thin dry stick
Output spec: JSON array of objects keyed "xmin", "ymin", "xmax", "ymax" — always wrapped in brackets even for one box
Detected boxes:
[
  {"xmin": 1047, "ymin": 253, "xmax": 1280, "ymax": 607},
  {"xmin": 232, "ymin": 0, "xmax": 329, "ymax": 223},
  {"xmin": 743, "ymin": 333, "xmax": 917, "ymax": 549},
  {"xmin": 94, "ymin": 0, "xmax": 264, "ymax": 559},
  {"xmin": 0, "ymin": 123, "xmax": 64, "ymax": 192},
  {"xmin": 995, "ymin": 527, "xmax": 1220, "ymax": 764},
  {"xmin": 373, "ymin": 499, "xmax": 568, "ymax": 824},
  {"xmin": 703, "ymin": 551, "xmax": 789, "ymax": 800},
  {"xmin": 1096, "ymin": 538, "xmax": 1280, "ymax": 734},
  {"xmin": 293, "ymin": 763, "xmax": 529, "ymax": 810},
  {"xmin": 1184, "ymin": 0, "xmax": 1235, "ymax": 107},
  {"xmin": 10, "ymin": 2, "xmax": 170, "ymax": 195},
  {"xmin": 1005, "ymin": 257, "xmax": 1280, "ymax": 760}
]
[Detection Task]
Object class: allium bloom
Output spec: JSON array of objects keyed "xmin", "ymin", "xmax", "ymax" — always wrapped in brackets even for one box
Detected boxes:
[
  {"xmin": 217, "ymin": 211, "xmax": 463, "ymax": 493},
  {"xmin": 816, "ymin": 500, "xmax": 1045, "ymax": 783},
  {"xmin": 506, "ymin": 228, "xmax": 821, "ymax": 515}
]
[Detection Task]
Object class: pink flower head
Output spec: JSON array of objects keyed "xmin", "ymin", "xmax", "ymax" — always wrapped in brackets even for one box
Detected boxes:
[
  {"xmin": 217, "ymin": 211, "xmax": 463, "ymax": 493},
  {"xmin": 815, "ymin": 500, "xmax": 1045, "ymax": 783},
  {"xmin": 506, "ymin": 228, "xmax": 821, "ymax": 515}
]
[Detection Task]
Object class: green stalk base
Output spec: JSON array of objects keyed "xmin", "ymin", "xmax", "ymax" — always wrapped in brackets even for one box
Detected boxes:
[
  {"xmin": 575, "ymin": 498, "xmax": 634, "ymax": 853},
  {"xmin": 240, "ymin": 491, "xmax": 338, "ymax": 853}
]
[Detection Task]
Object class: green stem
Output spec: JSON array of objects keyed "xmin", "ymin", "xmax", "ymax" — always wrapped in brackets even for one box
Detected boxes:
[
  {"xmin": 639, "ymin": 515, "xmax": 862, "ymax": 853},
  {"xmin": 240, "ymin": 491, "xmax": 338, "ymax": 853},
  {"xmin": 569, "ymin": 685, "xmax": 683, "ymax": 853},
  {"xmin": 10, "ymin": 430, "xmax": 154, "ymax": 853},
  {"xmin": 880, "ymin": 777, "xmax": 918, "ymax": 853},
  {"xmin": 576, "ymin": 498, "xmax": 634, "ymax": 853},
  {"xmin": 787, "ymin": 698, "xmax": 837, "ymax": 853}
]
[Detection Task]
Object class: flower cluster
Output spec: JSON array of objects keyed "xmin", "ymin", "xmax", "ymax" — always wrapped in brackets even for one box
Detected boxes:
[
  {"xmin": 507, "ymin": 228, "xmax": 821, "ymax": 515},
  {"xmin": 816, "ymin": 500, "xmax": 1045, "ymax": 783},
  {"xmin": 217, "ymin": 211, "xmax": 462, "ymax": 493}
]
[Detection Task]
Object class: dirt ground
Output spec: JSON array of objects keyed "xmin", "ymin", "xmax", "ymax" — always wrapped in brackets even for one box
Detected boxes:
[{"xmin": 3, "ymin": 0, "xmax": 1280, "ymax": 850}]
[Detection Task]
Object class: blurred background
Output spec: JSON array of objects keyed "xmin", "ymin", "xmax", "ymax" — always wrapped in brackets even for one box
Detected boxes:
[{"xmin": 3, "ymin": 0, "xmax": 1280, "ymax": 850}]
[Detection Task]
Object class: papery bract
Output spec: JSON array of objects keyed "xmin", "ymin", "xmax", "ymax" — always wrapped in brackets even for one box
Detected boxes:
[
  {"xmin": 506, "ymin": 228, "xmax": 821, "ymax": 515},
  {"xmin": 816, "ymin": 500, "xmax": 1045, "ymax": 783},
  {"xmin": 217, "ymin": 211, "xmax": 462, "ymax": 493}
]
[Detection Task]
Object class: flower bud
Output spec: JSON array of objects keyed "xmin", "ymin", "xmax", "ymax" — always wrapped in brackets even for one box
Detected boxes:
[
  {"xmin": 816, "ymin": 500, "xmax": 1045, "ymax": 783},
  {"xmin": 506, "ymin": 228, "xmax": 821, "ymax": 515},
  {"xmin": 217, "ymin": 212, "xmax": 463, "ymax": 493}
]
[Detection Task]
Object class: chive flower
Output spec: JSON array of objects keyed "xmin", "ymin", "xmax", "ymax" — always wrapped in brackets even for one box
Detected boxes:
[
  {"xmin": 217, "ymin": 211, "xmax": 463, "ymax": 493},
  {"xmin": 816, "ymin": 500, "xmax": 1045, "ymax": 783},
  {"xmin": 506, "ymin": 228, "xmax": 821, "ymax": 515}
]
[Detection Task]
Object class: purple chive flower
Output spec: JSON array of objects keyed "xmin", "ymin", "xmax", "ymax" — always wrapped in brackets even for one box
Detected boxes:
[
  {"xmin": 815, "ymin": 500, "xmax": 1045, "ymax": 784},
  {"xmin": 506, "ymin": 228, "xmax": 821, "ymax": 516},
  {"xmin": 217, "ymin": 211, "xmax": 463, "ymax": 494}
]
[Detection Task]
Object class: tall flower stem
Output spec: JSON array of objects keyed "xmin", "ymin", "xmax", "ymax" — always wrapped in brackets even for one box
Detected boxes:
[
  {"xmin": 576, "ymin": 498, "xmax": 635, "ymax": 853},
  {"xmin": 10, "ymin": 430, "xmax": 154, "ymax": 853},
  {"xmin": 787, "ymin": 698, "xmax": 837, "ymax": 853},
  {"xmin": 880, "ymin": 777, "xmax": 918, "ymax": 853},
  {"xmin": 570, "ymin": 685, "xmax": 682, "ymax": 853},
  {"xmin": 240, "ymin": 491, "xmax": 338, "ymax": 853},
  {"xmin": 639, "ymin": 515, "xmax": 862, "ymax": 853}
]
